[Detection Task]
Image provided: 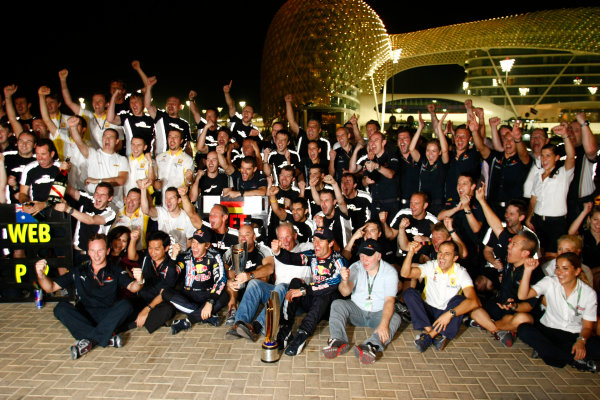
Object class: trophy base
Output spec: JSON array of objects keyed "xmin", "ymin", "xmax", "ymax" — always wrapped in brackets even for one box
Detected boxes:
[{"xmin": 261, "ymin": 343, "xmax": 280, "ymax": 363}]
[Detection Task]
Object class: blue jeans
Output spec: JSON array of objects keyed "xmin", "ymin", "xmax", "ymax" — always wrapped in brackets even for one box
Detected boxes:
[
  {"xmin": 404, "ymin": 288, "xmax": 464, "ymax": 339},
  {"xmin": 328, "ymin": 298, "xmax": 402, "ymax": 350},
  {"xmin": 235, "ymin": 279, "xmax": 289, "ymax": 335}
]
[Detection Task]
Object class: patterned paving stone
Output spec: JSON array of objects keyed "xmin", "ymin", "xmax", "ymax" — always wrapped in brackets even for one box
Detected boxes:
[{"xmin": 1, "ymin": 303, "xmax": 599, "ymax": 399}]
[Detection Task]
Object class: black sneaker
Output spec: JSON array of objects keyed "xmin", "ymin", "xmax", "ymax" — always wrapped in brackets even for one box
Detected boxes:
[
  {"xmin": 570, "ymin": 359, "xmax": 598, "ymax": 373},
  {"xmin": 70, "ymin": 339, "xmax": 93, "ymax": 360},
  {"xmin": 394, "ymin": 300, "xmax": 412, "ymax": 323},
  {"xmin": 203, "ymin": 315, "xmax": 220, "ymax": 327},
  {"xmin": 225, "ymin": 309, "xmax": 237, "ymax": 326},
  {"xmin": 285, "ymin": 329, "xmax": 308, "ymax": 356},
  {"xmin": 171, "ymin": 319, "xmax": 191, "ymax": 335},
  {"xmin": 236, "ymin": 322, "xmax": 259, "ymax": 342},
  {"xmin": 432, "ymin": 334, "xmax": 449, "ymax": 351},
  {"xmin": 353, "ymin": 342, "xmax": 378, "ymax": 364},
  {"xmin": 277, "ymin": 326, "xmax": 293, "ymax": 350},
  {"xmin": 414, "ymin": 333, "xmax": 433, "ymax": 353},
  {"xmin": 322, "ymin": 338, "xmax": 350, "ymax": 359},
  {"xmin": 108, "ymin": 334, "xmax": 123, "ymax": 348}
]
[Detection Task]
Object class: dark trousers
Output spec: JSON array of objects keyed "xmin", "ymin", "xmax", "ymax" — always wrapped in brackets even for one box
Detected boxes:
[
  {"xmin": 404, "ymin": 288, "xmax": 464, "ymax": 339},
  {"xmin": 281, "ymin": 278, "xmax": 338, "ymax": 336},
  {"xmin": 54, "ymin": 300, "xmax": 133, "ymax": 347},
  {"xmin": 162, "ymin": 288, "xmax": 229, "ymax": 323},
  {"xmin": 127, "ymin": 297, "xmax": 176, "ymax": 333},
  {"xmin": 517, "ymin": 322, "xmax": 600, "ymax": 368}
]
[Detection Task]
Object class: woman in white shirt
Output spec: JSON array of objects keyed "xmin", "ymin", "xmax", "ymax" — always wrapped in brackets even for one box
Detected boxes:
[
  {"xmin": 526, "ymin": 124, "xmax": 575, "ymax": 258},
  {"xmin": 517, "ymin": 252, "xmax": 599, "ymax": 372}
]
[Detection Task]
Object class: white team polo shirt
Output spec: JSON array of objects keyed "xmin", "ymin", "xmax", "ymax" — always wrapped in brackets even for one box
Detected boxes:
[
  {"xmin": 532, "ymin": 165, "xmax": 574, "ymax": 217},
  {"xmin": 126, "ymin": 154, "xmax": 155, "ymax": 194},
  {"xmin": 86, "ymin": 148, "xmax": 130, "ymax": 210},
  {"xmin": 156, "ymin": 149, "xmax": 193, "ymax": 194},
  {"xmin": 418, "ymin": 260, "xmax": 473, "ymax": 310},
  {"xmin": 152, "ymin": 207, "xmax": 197, "ymax": 249},
  {"xmin": 532, "ymin": 276, "xmax": 597, "ymax": 333},
  {"xmin": 112, "ymin": 207, "xmax": 150, "ymax": 250}
]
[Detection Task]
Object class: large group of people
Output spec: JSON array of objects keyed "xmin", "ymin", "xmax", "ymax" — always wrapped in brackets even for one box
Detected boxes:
[{"xmin": 1, "ymin": 61, "xmax": 599, "ymax": 372}]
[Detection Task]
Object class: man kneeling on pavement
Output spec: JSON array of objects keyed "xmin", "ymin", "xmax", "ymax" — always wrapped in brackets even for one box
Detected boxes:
[{"xmin": 323, "ymin": 239, "xmax": 402, "ymax": 364}]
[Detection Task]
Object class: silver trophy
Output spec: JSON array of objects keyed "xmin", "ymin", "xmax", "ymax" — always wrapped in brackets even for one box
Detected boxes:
[
  {"xmin": 261, "ymin": 290, "xmax": 281, "ymax": 363},
  {"xmin": 231, "ymin": 242, "xmax": 248, "ymax": 288}
]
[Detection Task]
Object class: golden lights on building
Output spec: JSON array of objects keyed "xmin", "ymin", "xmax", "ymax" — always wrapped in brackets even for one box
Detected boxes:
[{"xmin": 260, "ymin": 2, "xmax": 600, "ymax": 124}]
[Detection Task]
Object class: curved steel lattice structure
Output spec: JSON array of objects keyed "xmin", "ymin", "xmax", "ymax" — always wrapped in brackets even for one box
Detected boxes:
[
  {"xmin": 261, "ymin": 0, "xmax": 390, "ymax": 123},
  {"xmin": 261, "ymin": 3, "xmax": 600, "ymax": 123}
]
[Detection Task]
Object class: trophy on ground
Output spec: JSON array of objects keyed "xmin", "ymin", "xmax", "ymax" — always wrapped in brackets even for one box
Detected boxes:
[
  {"xmin": 231, "ymin": 242, "xmax": 248, "ymax": 287},
  {"xmin": 261, "ymin": 290, "xmax": 281, "ymax": 363}
]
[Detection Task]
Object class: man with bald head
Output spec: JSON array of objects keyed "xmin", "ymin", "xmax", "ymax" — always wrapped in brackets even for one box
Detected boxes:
[
  {"xmin": 222, "ymin": 225, "xmax": 274, "ymax": 325},
  {"xmin": 226, "ymin": 222, "xmax": 313, "ymax": 341}
]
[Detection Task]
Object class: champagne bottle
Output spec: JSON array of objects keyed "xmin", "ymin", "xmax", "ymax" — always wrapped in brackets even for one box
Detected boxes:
[{"xmin": 47, "ymin": 157, "xmax": 70, "ymax": 205}]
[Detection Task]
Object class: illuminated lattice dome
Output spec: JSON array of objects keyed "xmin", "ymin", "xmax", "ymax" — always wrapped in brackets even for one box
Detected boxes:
[
  {"xmin": 261, "ymin": 3, "xmax": 600, "ymax": 124},
  {"xmin": 260, "ymin": 0, "xmax": 391, "ymax": 123}
]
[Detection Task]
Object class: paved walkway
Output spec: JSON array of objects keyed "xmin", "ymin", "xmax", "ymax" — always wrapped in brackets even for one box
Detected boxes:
[{"xmin": 0, "ymin": 303, "xmax": 598, "ymax": 399}]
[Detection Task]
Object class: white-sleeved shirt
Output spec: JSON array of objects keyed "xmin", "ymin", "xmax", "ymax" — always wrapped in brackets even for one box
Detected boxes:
[
  {"xmin": 152, "ymin": 207, "xmax": 197, "ymax": 249},
  {"xmin": 126, "ymin": 154, "xmax": 155, "ymax": 194},
  {"xmin": 532, "ymin": 165, "xmax": 574, "ymax": 217},
  {"xmin": 86, "ymin": 148, "xmax": 130, "ymax": 210},
  {"xmin": 532, "ymin": 276, "xmax": 597, "ymax": 333},
  {"xmin": 418, "ymin": 260, "xmax": 473, "ymax": 310},
  {"xmin": 155, "ymin": 149, "xmax": 193, "ymax": 195}
]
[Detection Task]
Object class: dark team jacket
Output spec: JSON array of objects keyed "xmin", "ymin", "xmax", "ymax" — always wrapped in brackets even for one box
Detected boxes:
[
  {"xmin": 177, "ymin": 247, "xmax": 227, "ymax": 301},
  {"xmin": 54, "ymin": 261, "xmax": 133, "ymax": 309},
  {"xmin": 274, "ymin": 248, "xmax": 346, "ymax": 295}
]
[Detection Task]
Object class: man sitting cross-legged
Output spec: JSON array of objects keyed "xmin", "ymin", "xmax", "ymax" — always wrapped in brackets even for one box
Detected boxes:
[
  {"xmin": 323, "ymin": 239, "xmax": 401, "ymax": 364},
  {"xmin": 401, "ymin": 240, "xmax": 481, "ymax": 352}
]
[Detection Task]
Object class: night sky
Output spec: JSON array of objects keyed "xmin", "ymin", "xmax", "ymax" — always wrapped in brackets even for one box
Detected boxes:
[{"xmin": 2, "ymin": 1, "xmax": 596, "ymax": 116}]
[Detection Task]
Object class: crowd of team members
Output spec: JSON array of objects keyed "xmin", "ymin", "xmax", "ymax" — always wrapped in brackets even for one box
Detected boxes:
[{"xmin": 1, "ymin": 61, "xmax": 599, "ymax": 371}]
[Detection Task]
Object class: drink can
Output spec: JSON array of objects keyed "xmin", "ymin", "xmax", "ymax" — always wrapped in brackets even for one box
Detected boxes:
[{"xmin": 34, "ymin": 289, "xmax": 44, "ymax": 309}]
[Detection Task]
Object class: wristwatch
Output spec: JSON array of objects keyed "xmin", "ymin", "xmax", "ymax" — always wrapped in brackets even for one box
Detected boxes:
[
  {"xmin": 449, "ymin": 309, "xmax": 457, "ymax": 317},
  {"xmin": 249, "ymin": 273, "xmax": 255, "ymax": 280},
  {"xmin": 299, "ymin": 287, "xmax": 306, "ymax": 296}
]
